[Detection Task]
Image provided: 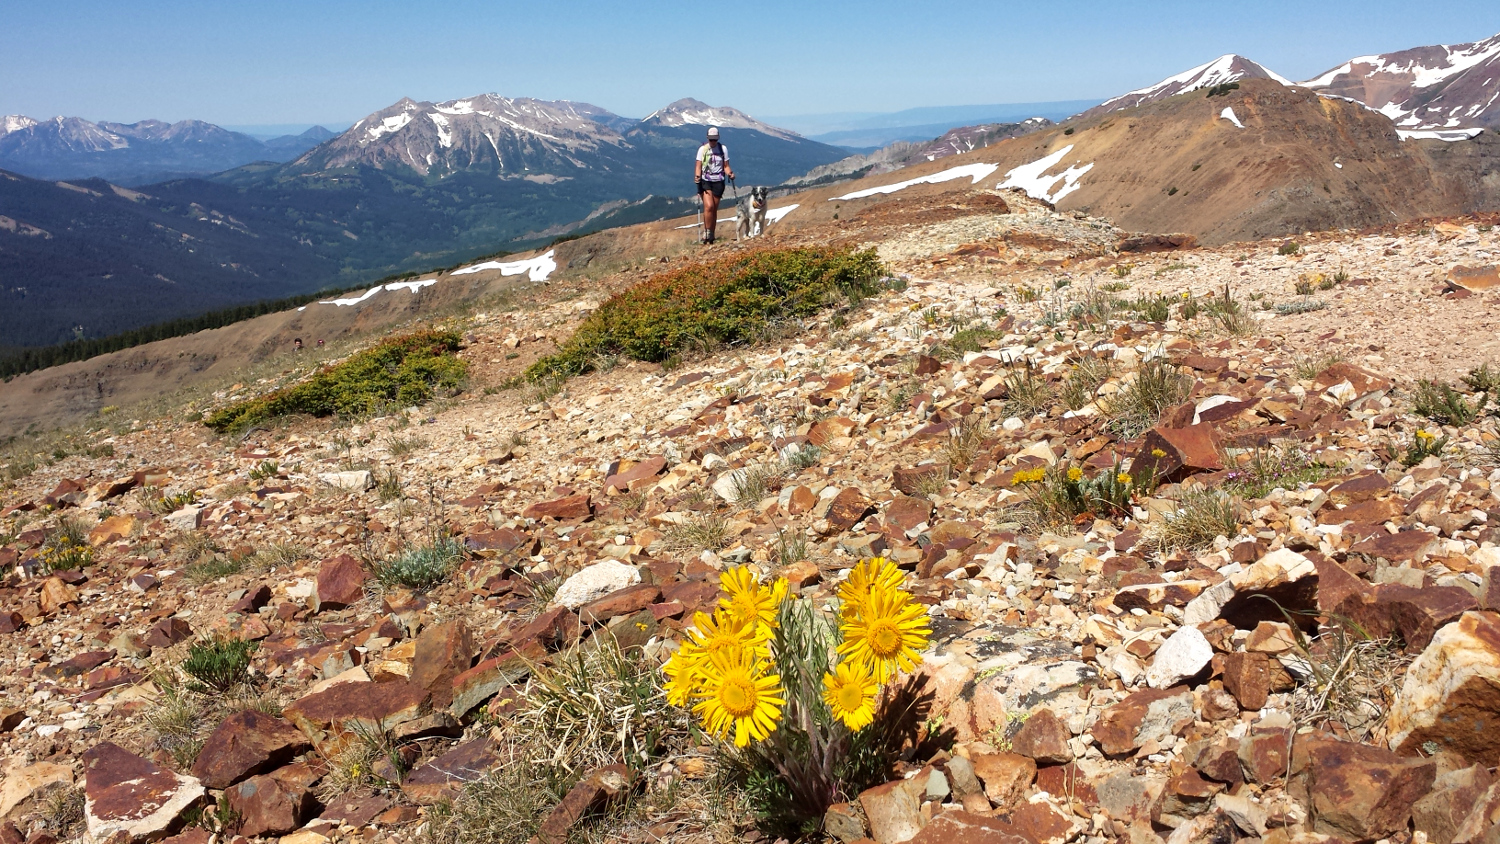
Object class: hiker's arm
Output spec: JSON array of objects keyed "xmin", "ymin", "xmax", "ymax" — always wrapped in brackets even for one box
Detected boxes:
[
  {"xmin": 694, "ymin": 150, "xmax": 703, "ymax": 181},
  {"xmin": 724, "ymin": 149, "xmax": 733, "ymax": 181}
]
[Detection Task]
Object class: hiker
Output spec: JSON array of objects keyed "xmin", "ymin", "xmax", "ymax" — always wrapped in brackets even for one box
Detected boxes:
[
  {"xmin": 694, "ymin": 127, "xmax": 734, "ymax": 244},
  {"xmin": 293, "ymin": 338, "xmax": 303, "ymax": 351}
]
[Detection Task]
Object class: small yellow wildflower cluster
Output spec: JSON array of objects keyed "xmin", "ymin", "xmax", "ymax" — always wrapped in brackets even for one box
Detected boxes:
[
  {"xmin": 1011, "ymin": 467, "xmax": 1047, "ymax": 485},
  {"xmin": 663, "ymin": 559, "xmax": 931, "ymax": 746},
  {"xmin": 1416, "ymin": 430, "xmax": 1436, "ymax": 441},
  {"xmin": 37, "ymin": 536, "xmax": 93, "ymax": 572}
]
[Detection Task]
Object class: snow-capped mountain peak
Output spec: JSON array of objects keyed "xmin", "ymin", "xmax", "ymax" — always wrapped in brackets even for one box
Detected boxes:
[
  {"xmin": 1301, "ymin": 31, "xmax": 1500, "ymax": 131},
  {"xmin": 1076, "ymin": 55, "xmax": 1290, "ymax": 120},
  {"xmin": 640, "ymin": 98, "xmax": 800, "ymax": 140},
  {"xmin": 2, "ymin": 115, "xmax": 38, "ymax": 136}
]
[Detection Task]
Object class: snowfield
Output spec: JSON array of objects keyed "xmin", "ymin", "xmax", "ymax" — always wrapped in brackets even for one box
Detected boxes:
[
  {"xmin": 315, "ymin": 278, "xmax": 437, "ymax": 308},
  {"xmin": 451, "ymin": 249, "xmax": 557, "ymax": 282},
  {"xmin": 1220, "ymin": 107, "xmax": 1245, "ymax": 129},
  {"xmin": 996, "ymin": 145, "xmax": 1094, "ymax": 204},
  {"xmin": 831, "ymin": 163, "xmax": 1000, "ymax": 201}
]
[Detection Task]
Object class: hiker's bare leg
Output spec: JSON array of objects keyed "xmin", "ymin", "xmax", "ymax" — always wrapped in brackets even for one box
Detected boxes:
[{"xmin": 703, "ymin": 190, "xmax": 719, "ymax": 240}]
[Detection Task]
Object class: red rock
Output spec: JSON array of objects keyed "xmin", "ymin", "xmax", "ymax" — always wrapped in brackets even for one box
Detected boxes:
[
  {"xmin": 450, "ymin": 647, "xmax": 533, "ymax": 718},
  {"xmin": 535, "ymin": 764, "xmax": 634, "ymax": 844},
  {"xmin": 37, "ymin": 577, "xmax": 78, "ymax": 614},
  {"xmin": 1312, "ymin": 363, "xmax": 1393, "ymax": 398},
  {"xmin": 1327, "ymin": 471, "xmax": 1393, "ymax": 505},
  {"xmin": 970, "ymin": 752, "xmax": 1036, "ymax": 809},
  {"xmin": 1413, "ymin": 765, "xmax": 1493, "ymax": 844},
  {"xmin": 402, "ymin": 738, "xmax": 501, "ymax": 804},
  {"xmin": 826, "ymin": 488, "xmax": 876, "ymax": 533},
  {"xmin": 1313, "ymin": 554, "xmax": 1370, "ymax": 613},
  {"xmin": 315, "ymin": 555, "xmax": 367, "ymax": 610},
  {"xmin": 463, "ymin": 528, "xmax": 536, "ymax": 557},
  {"xmin": 823, "ymin": 801, "xmax": 867, "ymax": 842},
  {"xmin": 1119, "ymin": 233, "xmax": 1199, "ymax": 253},
  {"xmin": 510, "ymin": 606, "xmax": 581, "ymax": 651},
  {"xmin": 409, "ymin": 619, "xmax": 475, "ymax": 710},
  {"xmin": 1447, "ymin": 265, "xmax": 1500, "ymax": 293},
  {"xmin": 1216, "ymin": 651, "xmax": 1292, "ymax": 711},
  {"xmin": 191, "ymin": 710, "xmax": 311, "ymax": 789},
  {"xmin": 1337, "ymin": 583, "xmax": 1476, "ymax": 652},
  {"xmin": 1010, "ymin": 708, "xmax": 1073, "ymax": 764},
  {"xmin": 317, "ymin": 794, "xmax": 391, "ymax": 828},
  {"xmin": 579, "ymin": 584, "xmax": 663, "ymax": 624},
  {"xmin": 1035, "ymin": 762, "xmax": 1098, "ymax": 808},
  {"xmin": 858, "ymin": 774, "xmax": 926, "ymax": 843},
  {"xmin": 885, "ymin": 495, "xmax": 934, "ymax": 534},
  {"xmin": 227, "ymin": 763, "xmax": 319, "ymax": 837},
  {"xmin": 0, "ymin": 611, "xmax": 21, "ymax": 634},
  {"xmin": 229, "ymin": 585, "xmax": 272, "ymax": 614},
  {"xmin": 1092, "ymin": 687, "xmax": 1195, "ymax": 756},
  {"xmin": 1389, "ymin": 611, "xmax": 1500, "ymax": 763},
  {"xmin": 141, "ymin": 617, "xmax": 193, "ymax": 649},
  {"xmin": 1289, "ymin": 737, "xmax": 1436, "ymax": 841},
  {"xmin": 1349, "ymin": 530, "xmax": 1442, "ymax": 565},
  {"xmin": 522, "ymin": 493, "xmax": 593, "ymax": 521},
  {"xmin": 893, "ymin": 465, "xmax": 946, "ymax": 496},
  {"xmin": 1133, "ymin": 424, "xmax": 1223, "ymax": 483},
  {"xmin": 83, "ymin": 742, "xmax": 205, "ymax": 840},
  {"xmin": 88, "ymin": 515, "xmax": 136, "ymax": 547},
  {"xmin": 604, "ymin": 456, "xmax": 666, "ymax": 492},
  {"xmin": 1112, "ymin": 580, "xmax": 1205, "ymax": 612},
  {"xmin": 1237, "ymin": 727, "xmax": 1291, "ymax": 784},
  {"xmin": 1192, "ymin": 739, "xmax": 1244, "ymax": 786},
  {"xmin": 39, "ymin": 650, "xmax": 110, "ymax": 680},
  {"xmin": 282, "ymin": 680, "xmax": 429, "ymax": 756}
]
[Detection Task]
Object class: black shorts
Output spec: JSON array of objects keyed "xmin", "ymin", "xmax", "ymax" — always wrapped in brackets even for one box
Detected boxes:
[{"xmin": 699, "ymin": 180, "xmax": 725, "ymax": 198}]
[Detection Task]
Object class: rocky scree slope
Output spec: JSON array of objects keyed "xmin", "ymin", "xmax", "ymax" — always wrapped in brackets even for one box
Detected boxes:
[{"xmin": 5, "ymin": 189, "xmax": 1500, "ymax": 842}]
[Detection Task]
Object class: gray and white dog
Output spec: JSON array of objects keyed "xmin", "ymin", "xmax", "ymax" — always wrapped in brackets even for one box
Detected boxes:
[{"xmin": 736, "ymin": 186, "xmax": 770, "ymax": 240}]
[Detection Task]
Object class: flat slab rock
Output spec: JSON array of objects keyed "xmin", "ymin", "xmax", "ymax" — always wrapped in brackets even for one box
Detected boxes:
[
  {"xmin": 191, "ymin": 709, "xmax": 311, "ymax": 789},
  {"xmin": 83, "ymin": 742, "xmax": 205, "ymax": 840}
]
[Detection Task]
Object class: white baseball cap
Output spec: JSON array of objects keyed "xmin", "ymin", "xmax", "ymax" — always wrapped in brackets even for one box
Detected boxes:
[{"xmin": 707, "ymin": 127, "xmax": 720, "ymax": 139}]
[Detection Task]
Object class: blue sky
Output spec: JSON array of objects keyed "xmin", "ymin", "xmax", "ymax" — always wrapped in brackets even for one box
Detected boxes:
[{"xmin": 5, "ymin": 0, "xmax": 1499, "ymax": 128}]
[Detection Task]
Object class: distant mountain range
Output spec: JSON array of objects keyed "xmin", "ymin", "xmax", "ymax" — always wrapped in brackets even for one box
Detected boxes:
[
  {"xmin": 0, "ymin": 96, "xmax": 844, "ymax": 348},
  {"xmin": 769, "ymin": 101, "xmax": 1099, "ymax": 149},
  {"xmin": 0, "ymin": 117, "xmax": 334, "ymax": 184},
  {"xmin": 1076, "ymin": 30, "xmax": 1500, "ymax": 136}
]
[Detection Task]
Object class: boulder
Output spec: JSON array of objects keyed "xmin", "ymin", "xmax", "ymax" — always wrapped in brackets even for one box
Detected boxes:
[
  {"xmin": 88, "ymin": 515, "xmax": 136, "ymax": 547},
  {"xmin": 1097, "ymin": 771, "xmax": 1166, "ymax": 824},
  {"xmin": 314, "ymin": 555, "xmax": 367, "ymax": 610},
  {"xmin": 226, "ymin": 763, "xmax": 320, "ymax": 838},
  {"xmin": 534, "ymin": 764, "xmax": 634, "ymax": 844},
  {"xmin": 1092, "ymin": 687, "xmax": 1195, "ymax": 756},
  {"xmin": 408, "ymin": 619, "xmax": 475, "ymax": 710},
  {"xmin": 37, "ymin": 577, "xmax": 79, "ymax": 615},
  {"xmin": 141, "ymin": 617, "xmax": 192, "ymax": 649},
  {"xmin": 1290, "ymin": 737, "xmax": 1435, "ymax": 841},
  {"xmin": 1413, "ymin": 765, "xmax": 1494, "ymax": 844},
  {"xmin": 1145, "ymin": 626, "xmax": 1214, "ymax": 689},
  {"xmin": 552, "ymin": 560, "xmax": 641, "ymax": 610},
  {"xmin": 1336, "ymin": 583, "xmax": 1476, "ymax": 653},
  {"xmin": 1447, "ymin": 265, "xmax": 1500, "ymax": 293},
  {"xmin": 402, "ymin": 738, "xmax": 501, "ymax": 804},
  {"xmin": 190, "ymin": 710, "xmax": 310, "ymax": 789},
  {"xmin": 1388, "ymin": 611, "xmax": 1500, "ymax": 763},
  {"xmin": 1182, "ymin": 548, "xmax": 1318, "ymax": 629},
  {"xmin": 970, "ymin": 752, "xmax": 1035, "ymax": 810},
  {"xmin": 1010, "ymin": 708, "xmax": 1074, "ymax": 765},
  {"xmin": 0, "ymin": 761, "xmax": 72, "ymax": 819},
  {"xmin": 826, "ymin": 488, "xmax": 876, "ymax": 533},
  {"xmin": 450, "ymin": 649, "xmax": 532, "ymax": 718},
  {"xmin": 165, "ymin": 506, "xmax": 204, "ymax": 532},
  {"xmin": 579, "ymin": 584, "xmax": 663, "ymax": 624},
  {"xmin": 83, "ymin": 742, "xmax": 205, "ymax": 841},
  {"xmin": 1216, "ymin": 651, "xmax": 1293, "ymax": 712},
  {"xmin": 858, "ymin": 771, "xmax": 928, "ymax": 843},
  {"xmin": 282, "ymin": 679, "xmax": 429, "ymax": 756},
  {"xmin": 604, "ymin": 456, "xmax": 666, "ymax": 492},
  {"xmin": 1132, "ymin": 424, "xmax": 1223, "ymax": 483}
]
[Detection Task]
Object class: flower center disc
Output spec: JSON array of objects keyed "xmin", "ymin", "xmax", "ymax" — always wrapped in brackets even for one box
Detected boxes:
[
  {"xmin": 837, "ymin": 682, "xmax": 865, "ymax": 712},
  {"xmin": 868, "ymin": 619, "xmax": 902, "ymax": 658},
  {"xmin": 719, "ymin": 675, "xmax": 758, "ymax": 718}
]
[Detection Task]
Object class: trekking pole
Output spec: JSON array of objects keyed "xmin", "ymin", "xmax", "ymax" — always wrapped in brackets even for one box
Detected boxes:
[{"xmin": 695, "ymin": 186, "xmax": 704, "ymax": 242}]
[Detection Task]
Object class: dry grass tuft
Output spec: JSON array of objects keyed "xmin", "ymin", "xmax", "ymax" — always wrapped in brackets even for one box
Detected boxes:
[{"xmin": 1152, "ymin": 489, "xmax": 1241, "ymax": 552}]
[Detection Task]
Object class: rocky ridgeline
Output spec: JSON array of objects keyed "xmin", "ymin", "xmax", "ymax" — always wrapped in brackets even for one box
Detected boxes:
[{"xmin": 3, "ymin": 195, "xmax": 1500, "ymax": 844}]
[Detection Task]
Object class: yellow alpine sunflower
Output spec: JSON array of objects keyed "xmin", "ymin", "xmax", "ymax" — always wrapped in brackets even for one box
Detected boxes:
[
  {"xmin": 837, "ymin": 581, "xmax": 931, "ymax": 682},
  {"xmin": 693, "ymin": 646, "xmax": 784, "ymax": 747},
  {"xmin": 662, "ymin": 642, "xmax": 702, "ymax": 707},
  {"xmin": 719, "ymin": 567, "xmax": 788, "ymax": 630},
  {"xmin": 838, "ymin": 557, "xmax": 906, "ymax": 622},
  {"xmin": 683, "ymin": 608, "xmax": 770, "ymax": 666},
  {"xmin": 822, "ymin": 660, "xmax": 880, "ymax": 731}
]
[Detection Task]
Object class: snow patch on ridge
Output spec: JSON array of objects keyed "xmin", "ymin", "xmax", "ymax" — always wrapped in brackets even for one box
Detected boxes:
[
  {"xmin": 452, "ymin": 250, "xmax": 557, "ymax": 282},
  {"xmin": 429, "ymin": 113, "xmax": 452, "ymax": 148},
  {"xmin": 996, "ymin": 146, "xmax": 1094, "ymax": 204},
  {"xmin": 366, "ymin": 113, "xmax": 412, "ymax": 142},
  {"xmin": 1220, "ymin": 107, "xmax": 1245, "ymax": 128},
  {"xmin": 831, "ymin": 163, "xmax": 1000, "ymax": 201},
  {"xmin": 1396, "ymin": 127, "xmax": 1485, "ymax": 141},
  {"xmin": 318, "ymin": 278, "xmax": 437, "ymax": 308}
]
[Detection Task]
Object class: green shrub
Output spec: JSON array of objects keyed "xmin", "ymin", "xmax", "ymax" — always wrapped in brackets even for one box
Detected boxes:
[
  {"xmin": 373, "ymin": 539, "xmax": 464, "ymax": 591},
  {"xmin": 181, "ymin": 636, "xmax": 257, "ymax": 692},
  {"xmin": 1413, "ymin": 379, "xmax": 1486, "ymax": 426},
  {"xmin": 1278, "ymin": 242, "xmax": 1301, "ymax": 256},
  {"xmin": 525, "ymin": 247, "xmax": 884, "ymax": 381},
  {"xmin": 1462, "ymin": 363, "xmax": 1500, "ymax": 395},
  {"xmin": 1105, "ymin": 358, "xmax": 1193, "ymax": 438},
  {"xmin": 204, "ymin": 331, "xmax": 467, "ymax": 433}
]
